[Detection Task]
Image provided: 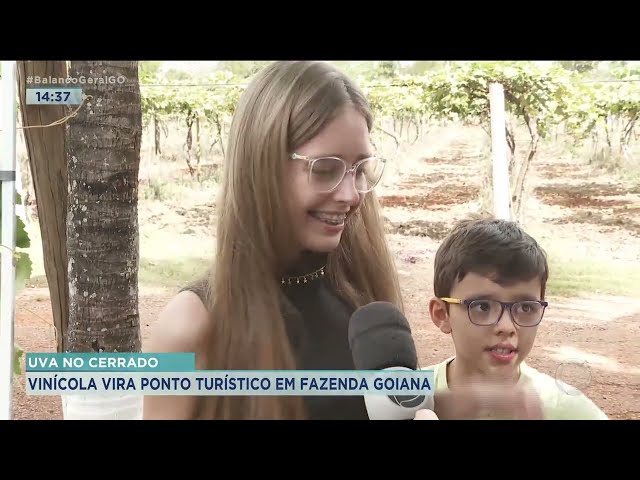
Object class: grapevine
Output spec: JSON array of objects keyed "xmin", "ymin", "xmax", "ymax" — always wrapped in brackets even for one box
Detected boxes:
[{"xmin": 140, "ymin": 63, "xmax": 640, "ymax": 182}]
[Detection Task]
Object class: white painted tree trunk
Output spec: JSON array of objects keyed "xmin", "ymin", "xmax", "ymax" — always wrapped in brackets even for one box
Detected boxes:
[
  {"xmin": 62, "ymin": 61, "xmax": 143, "ymax": 421},
  {"xmin": 62, "ymin": 394, "xmax": 142, "ymax": 420}
]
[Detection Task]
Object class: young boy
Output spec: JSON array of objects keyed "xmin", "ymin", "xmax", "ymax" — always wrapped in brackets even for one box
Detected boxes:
[{"xmin": 424, "ymin": 217, "xmax": 608, "ymax": 420}]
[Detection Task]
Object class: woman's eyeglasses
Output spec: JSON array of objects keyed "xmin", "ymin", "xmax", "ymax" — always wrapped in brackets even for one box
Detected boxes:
[{"xmin": 290, "ymin": 153, "xmax": 386, "ymax": 193}]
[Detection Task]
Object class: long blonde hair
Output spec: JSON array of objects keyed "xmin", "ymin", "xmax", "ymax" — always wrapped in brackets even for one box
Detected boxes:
[{"xmin": 204, "ymin": 61, "xmax": 403, "ymax": 419}]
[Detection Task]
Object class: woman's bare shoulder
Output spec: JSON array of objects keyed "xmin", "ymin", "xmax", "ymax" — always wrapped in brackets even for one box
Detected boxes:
[
  {"xmin": 143, "ymin": 290, "xmax": 213, "ymax": 420},
  {"xmin": 147, "ymin": 290, "xmax": 213, "ymax": 358}
]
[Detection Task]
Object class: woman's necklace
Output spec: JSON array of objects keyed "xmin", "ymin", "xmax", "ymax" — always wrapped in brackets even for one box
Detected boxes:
[{"xmin": 281, "ymin": 265, "xmax": 326, "ymax": 285}]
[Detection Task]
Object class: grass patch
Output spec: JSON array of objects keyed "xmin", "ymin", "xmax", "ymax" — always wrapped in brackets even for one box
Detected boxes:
[
  {"xmin": 138, "ymin": 256, "xmax": 210, "ymax": 289},
  {"xmin": 525, "ymin": 224, "xmax": 640, "ymax": 299},
  {"xmin": 547, "ymin": 255, "xmax": 640, "ymax": 298},
  {"xmin": 23, "ymin": 257, "xmax": 210, "ymax": 292},
  {"xmin": 22, "ymin": 224, "xmax": 212, "ymax": 291}
]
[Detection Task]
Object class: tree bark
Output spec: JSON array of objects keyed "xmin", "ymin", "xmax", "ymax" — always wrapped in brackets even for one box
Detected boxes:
[
  {"xmin": 16, "ymin": 61, "xmax": 69, "ymax": 353},
  {"xmin": 65, "ymin": 61, "xmax": 142, "ymax": 353},
  {"xmin": 512, "ymin": 114, "xmax": 539, "ymax": 221}
]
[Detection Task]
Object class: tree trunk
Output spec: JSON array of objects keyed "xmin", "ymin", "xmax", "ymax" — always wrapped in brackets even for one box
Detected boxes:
[
  {"xmin": 512, "ymin": 116, "xmax": 539, "ymax": 222},
  {"xmin": 65, "ymin": 61, "xmax": 142, "ymax": 355},
  {"xmin": 16, "ymin": 61, "xmax": 69, "ymax": 353}
]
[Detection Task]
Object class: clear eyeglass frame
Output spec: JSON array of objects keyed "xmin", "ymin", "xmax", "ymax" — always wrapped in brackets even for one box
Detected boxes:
[{"xmin": 290, "ymin": 152, "xmax": 386, "ymax": 193}]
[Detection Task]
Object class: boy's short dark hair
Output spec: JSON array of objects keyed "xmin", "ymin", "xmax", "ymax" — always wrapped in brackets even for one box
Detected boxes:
[{"xmin": 433, "ymin": 217, "xmax": 549, "ymax": 299}]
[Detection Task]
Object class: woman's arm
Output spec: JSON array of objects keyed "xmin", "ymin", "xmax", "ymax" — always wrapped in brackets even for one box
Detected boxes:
[{"xmin": 143, "ymin": 290, "xmax": 212, "ymax": 420}]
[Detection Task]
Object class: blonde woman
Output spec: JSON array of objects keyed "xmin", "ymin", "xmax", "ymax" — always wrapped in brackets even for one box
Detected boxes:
[{"xmin": 144, "ymin": 61, "xmax": 401, "ymax": 420}]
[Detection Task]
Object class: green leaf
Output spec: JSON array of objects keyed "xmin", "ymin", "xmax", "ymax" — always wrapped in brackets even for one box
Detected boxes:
[
  {"xmin": 15, "ymin": 251, "xmax": 32, "ymax": 292},
  {"xmin": 13, "ymin": 345, "xmax": 24, "ymax": 376},
  {"xmin": 0, "ymin": 188, "xmax": 31, "ymax": 249},
  {"xmin": 16, "ymin": 216, "xmax": 30, "ymax": 249}
]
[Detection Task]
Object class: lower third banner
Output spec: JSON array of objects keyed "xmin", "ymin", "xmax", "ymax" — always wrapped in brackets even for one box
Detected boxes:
[
  {"xmin": 24, "ymin": 353, "xmax": 434, "ymax": 397},
  {"xmin": 26, "ymin": 371, "xmax": 434, "ymax": 396}
]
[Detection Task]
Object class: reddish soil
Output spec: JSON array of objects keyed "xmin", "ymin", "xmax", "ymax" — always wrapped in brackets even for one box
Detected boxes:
[
  {"xmin": 535, "ymin": 183, "xmax": 636, "ymax": 209},
  {"xmin": 379, "ymin": 185, "xmax": 480, "ymax": 210},
  {"xmin": 12, "ymin": 125, "xmax": 640, "ymax": 420}
]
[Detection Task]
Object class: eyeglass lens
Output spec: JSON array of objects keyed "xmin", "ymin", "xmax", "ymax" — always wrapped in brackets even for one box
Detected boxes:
[
  {"xmin": 468, "ymin": 299, "xmax": 545, "ymax": 326},
  {"xmin": 310, "ymin": 157, "xmax": 384, "ymax": 192}
]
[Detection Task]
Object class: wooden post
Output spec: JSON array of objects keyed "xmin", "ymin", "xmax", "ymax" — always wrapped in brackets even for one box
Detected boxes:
[{"xmin": 489, "ymin": 83, "xmax": 511, "ymax": 220}]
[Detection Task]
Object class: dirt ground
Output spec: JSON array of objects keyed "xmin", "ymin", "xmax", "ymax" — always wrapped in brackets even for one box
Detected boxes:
[{"xmin": 11, "ymin": 125, "xmax": 640, "ymax": 420}]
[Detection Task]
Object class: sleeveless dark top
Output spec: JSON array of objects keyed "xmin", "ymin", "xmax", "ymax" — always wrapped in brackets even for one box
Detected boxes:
[{"xmin": 183, "ymin": 252, "xmax": 369, "ymax": 420}]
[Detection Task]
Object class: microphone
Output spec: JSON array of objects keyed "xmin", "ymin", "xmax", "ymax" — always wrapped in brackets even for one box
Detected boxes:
[{"xmin": 348, "ymin": 301, "xmax": 434, "ymax": 420}]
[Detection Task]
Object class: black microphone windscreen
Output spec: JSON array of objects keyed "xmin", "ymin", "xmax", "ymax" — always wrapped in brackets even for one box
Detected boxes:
[{"xmin": 348, "ymin": 301, "xmax": 418, "ymax": 371}]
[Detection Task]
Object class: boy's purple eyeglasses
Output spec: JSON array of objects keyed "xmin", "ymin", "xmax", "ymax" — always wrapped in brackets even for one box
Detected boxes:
[
  {"xmin": 440, "ymin": 297, "xmax": 548, "ymax": 327},
  {"xmin": 290, "ymin": 153, "xmax": 386, "ymax": 193}
]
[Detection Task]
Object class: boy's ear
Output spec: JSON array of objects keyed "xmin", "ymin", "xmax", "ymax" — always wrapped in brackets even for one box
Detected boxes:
[{"xmin": 429, "ymin": 297, "xmax": 452, "ymax": 334}]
